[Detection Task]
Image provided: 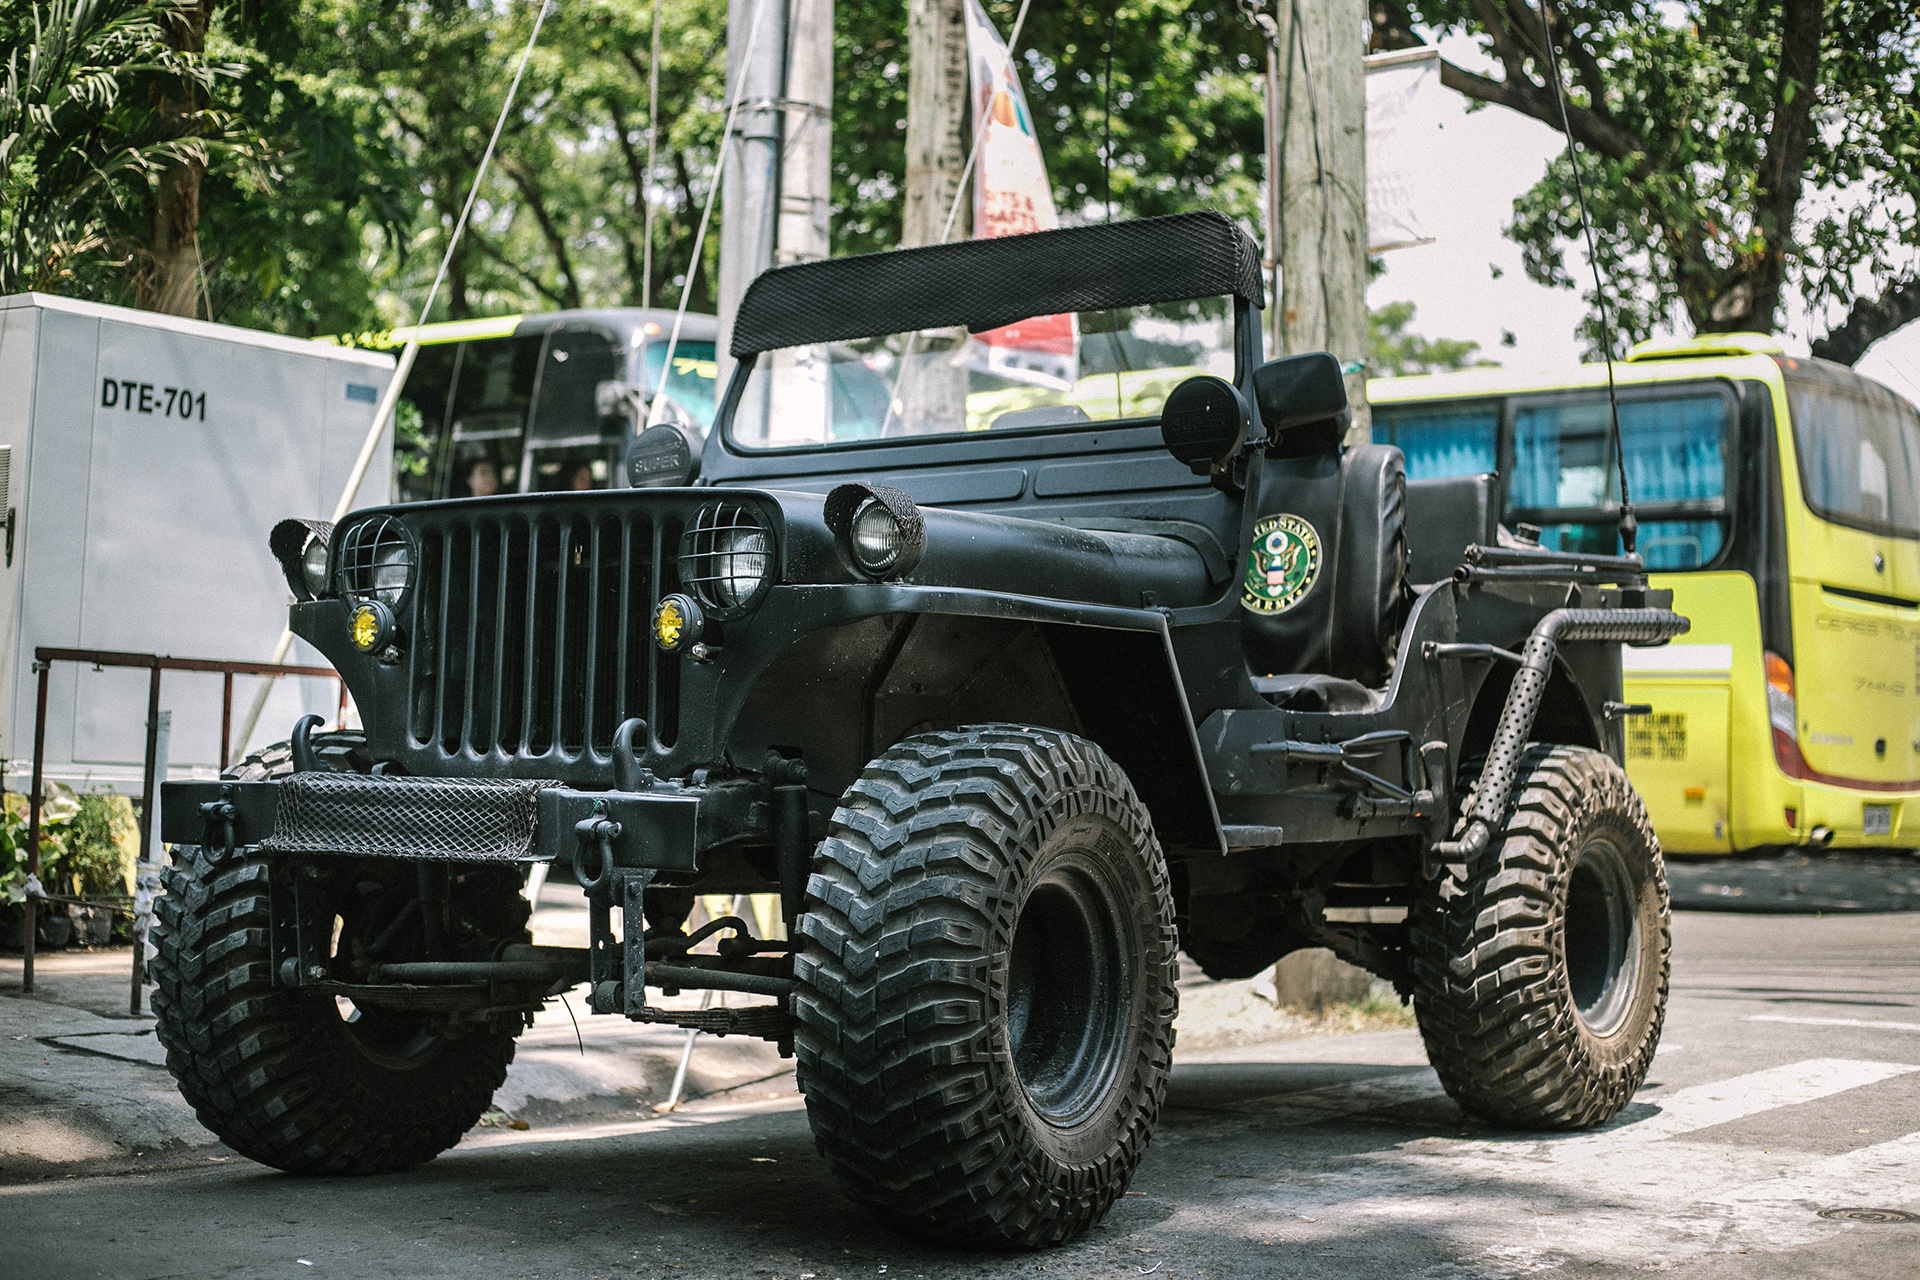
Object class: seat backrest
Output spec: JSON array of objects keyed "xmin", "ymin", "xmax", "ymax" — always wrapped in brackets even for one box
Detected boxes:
[
  {"xmin": 1404, "ymin": 472, "xmax": 1497, "ymax": 585},
  {"xmin": 1241, "ymin": 443, "xmax": 1407, "ymax": 686}
]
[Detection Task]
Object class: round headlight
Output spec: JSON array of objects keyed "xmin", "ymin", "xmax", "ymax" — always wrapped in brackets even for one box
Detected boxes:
[
  {"xmin": 680, "ymin": 503, "xmax": 773, "ymax": 616},
  {"xmin": 710, "ymin": 525, "xmax": 770, "ymax": 608},
  {"xmin": 337, "ymin": 515, "xmax": 416, "ymax": 608},
  {"xmin": 300, "ymin": 535, "xmax": 331, "ymax": 597},
  {"xmin": 850, "ymin": 501, "xmax": 902, "ymax": 574}
]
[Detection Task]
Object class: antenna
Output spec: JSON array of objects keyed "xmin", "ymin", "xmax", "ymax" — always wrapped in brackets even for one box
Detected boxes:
[{"xmin": 1535, "ymin": 1, "xmax": 1636, "ymax": 555}]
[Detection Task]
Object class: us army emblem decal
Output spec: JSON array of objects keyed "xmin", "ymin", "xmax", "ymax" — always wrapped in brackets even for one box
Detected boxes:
[{"xmin": 1241, "ymin": 513, "xmax": 1322, "ymax": 615}]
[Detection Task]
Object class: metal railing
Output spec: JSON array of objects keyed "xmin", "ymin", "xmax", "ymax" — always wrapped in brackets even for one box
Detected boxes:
[{"xmin": 16, "ymin": 646, "xmax": 341, "ymax": 1008}]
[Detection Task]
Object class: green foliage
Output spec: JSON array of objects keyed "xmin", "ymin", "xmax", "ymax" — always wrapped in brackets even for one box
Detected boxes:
[
  {"xmin": 0, "ymin": 0, "xmax": 239, "ymax": 294},
  {"xmin": 835, "ymin": 1, "xmax": 1268, "ymax": 255},
  {"xmin": 65, "ymin": 793, "xmax": 139, "ymax": 896},
  {"xmin": 1, "ymin": 781, "xmax": 78, "ymax": 904},
  {"xmin": 2, "ymin": 784, "xmax": 139, "ymax": 908},
  {"xmin": 1369, "ymin": 300, "xmax": 1496, "ymax": 376},
  {"xmin": 12, "ymin": 0, "xmax": 1272, "ymax": 332}
]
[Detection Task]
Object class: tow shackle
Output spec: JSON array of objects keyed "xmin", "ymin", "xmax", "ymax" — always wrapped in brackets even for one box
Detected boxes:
[{"xmin": 573, "ymin": 806, "xmax": 622, "ymax": 897}]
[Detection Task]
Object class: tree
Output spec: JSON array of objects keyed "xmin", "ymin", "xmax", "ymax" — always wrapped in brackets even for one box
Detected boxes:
[
  {"xmin": 0, "ymin": 0, "xmax": 227, "ymax": 295},
  {"xmin": 1369, "ymin": 299, "xmax": 1496, "ymax": 375},
  {"xmin": 1372, "ymin": 0, "xmax": 1920, "ymax": 364}
]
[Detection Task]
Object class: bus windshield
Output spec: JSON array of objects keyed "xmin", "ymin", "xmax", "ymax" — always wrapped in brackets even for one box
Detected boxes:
[
  {"xmin": 728, "ymin": 303, "xmax": 1233, "ymax": 450},
  {"xmin": 1786, "ymin": 372, "xmax": 1920, "ymax": 539},
  {"xmin": 1376, "ymin": 390, "xmax": 1731, "ymax": 570},
  {"xmin": 644, "ymin": 339, "xmax": 720, "ymax": 427}
]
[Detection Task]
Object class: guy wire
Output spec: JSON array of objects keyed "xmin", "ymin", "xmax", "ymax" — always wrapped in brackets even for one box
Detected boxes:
[{"xmin": 1536, "ymin": 0, "xmax": 1636, "ymax": 554}]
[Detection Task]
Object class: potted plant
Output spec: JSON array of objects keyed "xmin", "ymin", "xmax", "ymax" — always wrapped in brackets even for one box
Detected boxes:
[{"xmin": 2, "ymin": 783, "xmax": 79, "ymax": 951}]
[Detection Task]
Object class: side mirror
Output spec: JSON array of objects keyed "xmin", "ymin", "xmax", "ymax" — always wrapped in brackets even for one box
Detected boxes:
[
  {"xmin": 1160, "ymin": 375, "xmax": 1250, "ymax": 476},
  {"xmin": 1252, "ymin": 351, "xmax": 1350, "ymax": 438}
]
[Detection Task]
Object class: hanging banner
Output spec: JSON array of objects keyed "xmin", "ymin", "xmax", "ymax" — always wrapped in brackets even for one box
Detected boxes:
[
  {"xmin": 1365, "ymin": 46, "xmax": 1441, "ymax": 254},
  {"xmin": 963, "ymin": 0, "xmax": 1078, "ymax": 391}
]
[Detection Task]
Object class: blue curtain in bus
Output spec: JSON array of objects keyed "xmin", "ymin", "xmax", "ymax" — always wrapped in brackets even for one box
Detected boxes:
[
  {"xmin": 1373, "ymin": 407, "xmax": 1499, "ymax": 480},
  {"xmin": 1511, "ymin": 395, "xmax": 1724, "ymax": 507},
  {"xmin": 1619, "ymin": 395, "xmax": 1726, "ymax": 504}
]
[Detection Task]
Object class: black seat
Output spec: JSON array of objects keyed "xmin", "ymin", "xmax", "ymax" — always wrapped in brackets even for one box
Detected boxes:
[
  {"xmin": 1404, "ymin": 472, "xmax": 1498, "ymax": 585},
  {"xmin": 1241, "ymin": 442, "xmax": 1407, "ymax": 691}
]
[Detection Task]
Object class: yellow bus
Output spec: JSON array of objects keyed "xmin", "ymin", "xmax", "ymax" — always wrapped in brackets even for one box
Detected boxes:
[{"xmin": 1371, "ymin": 333, "xmax": 1920, "ymax": 853}]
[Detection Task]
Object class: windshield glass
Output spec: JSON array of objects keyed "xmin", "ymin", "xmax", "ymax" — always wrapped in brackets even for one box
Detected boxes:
[
  {"xmin": 1786, "ymin": 371, "xmax": 1920, "ymax": 538},
  {"xmin": 728, "ymin": 302, "xmax": 1233, "ymax": 449}
]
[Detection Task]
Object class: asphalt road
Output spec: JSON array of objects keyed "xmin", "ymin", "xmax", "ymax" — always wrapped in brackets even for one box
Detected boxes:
[{"xmin": 6, "ymin": 909, "xmax": 1919, "ymax": 1280}]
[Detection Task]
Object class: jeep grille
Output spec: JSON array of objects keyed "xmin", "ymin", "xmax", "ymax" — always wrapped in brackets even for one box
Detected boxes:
[{"xmin": 406, "ymin": 512, "xmax": 681, "ymax": 761}]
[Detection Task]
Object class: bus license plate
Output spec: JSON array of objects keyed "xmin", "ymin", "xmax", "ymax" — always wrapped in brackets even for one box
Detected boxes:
[{"xmin": 1864, "ymin": 804, "xmax": 1893, "ymax": 837}]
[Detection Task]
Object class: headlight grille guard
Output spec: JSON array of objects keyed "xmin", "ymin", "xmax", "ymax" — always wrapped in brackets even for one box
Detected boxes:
[
  {"xmin": 335, "ymin": 514, "xmax": 416, "ymax": 609},
  {"xmin": 677, "ymin": 501, "xmax": 774, "ymax": 618}
]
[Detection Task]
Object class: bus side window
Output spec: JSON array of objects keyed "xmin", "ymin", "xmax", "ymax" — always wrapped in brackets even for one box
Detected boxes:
[
  {"xmin": 1511, "ymin": 394, "xmax": 1728, "ymax": 568},
  {"xmin": 394, "ymin": 343, "xmax": 459, "ymax": 503},
  {"xmin": 444, "ymin": 336, "xmax": 541, "ymax": 498},
  {"xmin": 1372, "ymin": 405, "xmax": 1499, "ymax": 481}
]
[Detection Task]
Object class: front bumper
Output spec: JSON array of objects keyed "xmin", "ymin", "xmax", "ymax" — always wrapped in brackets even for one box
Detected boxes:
[{"xmin": 159, "ymin": 774, "xmax": 704, "ymax": 871}]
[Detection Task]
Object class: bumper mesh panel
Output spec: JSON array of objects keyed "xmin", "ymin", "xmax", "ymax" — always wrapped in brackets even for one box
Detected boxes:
[{"xmin": 264, "ymin": 773, "xmax": 555, "ymax": 862}]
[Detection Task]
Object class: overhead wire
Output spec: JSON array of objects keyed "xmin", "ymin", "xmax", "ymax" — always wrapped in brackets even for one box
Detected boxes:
[
  {"xmin": 644, "ymin": 0, "xmax": 776, "ymax": 431},
  {"xmin": 1535, "ymin": 0, "xmax": 1635, "ymax": 555}
]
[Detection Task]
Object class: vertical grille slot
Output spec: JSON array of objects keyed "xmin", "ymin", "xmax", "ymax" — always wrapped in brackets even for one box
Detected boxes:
[
  {"xmin": 437, "ymin": 523, "xmax": 474, "ymax": 752},
  {"xmin": 526, "ymin": 519, "xmax": 560, "ymax": 756},
  {"xmin": 405, "ymin": 506, "xmax": 664, "ymax": 764}
]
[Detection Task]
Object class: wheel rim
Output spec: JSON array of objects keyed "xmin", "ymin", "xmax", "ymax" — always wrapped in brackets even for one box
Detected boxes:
[
  {"xmin": 1006, "ymin": 855, "xmax": 1131, "ymax": 1126},
  {"xmin": 1563, "ymin": 836, "xmax": 1641, "ymax": 1036}
]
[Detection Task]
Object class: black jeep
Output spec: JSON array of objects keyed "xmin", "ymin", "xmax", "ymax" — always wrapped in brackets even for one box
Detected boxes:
[{"xmin": 156, "ymin": 212, "xmax": 1687, "ymax": 1248}]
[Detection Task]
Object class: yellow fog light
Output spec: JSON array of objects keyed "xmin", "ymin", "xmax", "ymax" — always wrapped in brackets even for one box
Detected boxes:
[
  {"xmin": 652, "ymin": 593, "xmax": 703, "ymax": 653},
  {"xmin": 349, "ymin": 600, "xmax": 394, "ymax": 654}
]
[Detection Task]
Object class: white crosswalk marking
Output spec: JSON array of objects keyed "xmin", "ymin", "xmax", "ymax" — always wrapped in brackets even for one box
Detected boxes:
[
  {"xmin": 1543, "ymin": 1056, "xmax": 1920, "ymax": 1152},
  {"xmin": 1749, "ymin": 1013, "xmax": 1920, "ymax": 1034}
]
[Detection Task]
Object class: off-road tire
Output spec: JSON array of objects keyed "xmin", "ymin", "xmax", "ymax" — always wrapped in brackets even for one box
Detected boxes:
[
  {"xmin": 1411, "ymin": 743, "xmax": 1670, "ymax": 1129},
  {"xmin": 149, "ymin": 738, "xmax": 519, "ymax": 1174},
  {"xmin": 794, "ymin": 726, "xmax": 1179, "ymax": 1248}
]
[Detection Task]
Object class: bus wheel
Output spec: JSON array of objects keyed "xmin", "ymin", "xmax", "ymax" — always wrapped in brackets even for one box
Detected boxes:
[{"xmin": 1411, "ymin": 744, "xmax": 1670, "ymax": 1129}]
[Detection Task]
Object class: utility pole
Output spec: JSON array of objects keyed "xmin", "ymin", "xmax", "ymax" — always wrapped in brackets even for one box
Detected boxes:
[
  {"xmin": 778, "ymin": 0, "xmax": 834, "ymax": 268},
  {"xmin": 766, "ymin": 0, "xmax": 835, "ymax": 444},
  {"xmin": 1274, "ymin": 0, "xmax": 1370, "ymax": 439},
  {"xmin": 902, "ymin": 0, "xmax": 969, "ymax": 248},
  {"xmin": 894, "ymin": 0, "xmax": 970, "ymax": 435},
  {"xmin": 717, "ymin": 0, "xmax": 790, "ymax": 389}
]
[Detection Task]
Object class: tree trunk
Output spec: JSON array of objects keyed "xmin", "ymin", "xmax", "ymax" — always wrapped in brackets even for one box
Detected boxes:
[
  {"xmin": 1702, "ymin": 0, "xmax": 1823, "ymax": 334},
  {"xmin": 145, "ymin": 1, "xmax": 215, "ymax": 318}
]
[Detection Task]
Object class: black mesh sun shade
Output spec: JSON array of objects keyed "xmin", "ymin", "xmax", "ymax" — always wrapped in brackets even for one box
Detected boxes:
[{"xmin": 729, "ymin": 210, "xmax": 1265, "ymax": 358}]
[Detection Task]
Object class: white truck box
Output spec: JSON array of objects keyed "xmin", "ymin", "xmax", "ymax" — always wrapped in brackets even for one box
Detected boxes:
[{"xmin": 0, "ymin": 293, "xmax": 395, "ymax": 794}]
